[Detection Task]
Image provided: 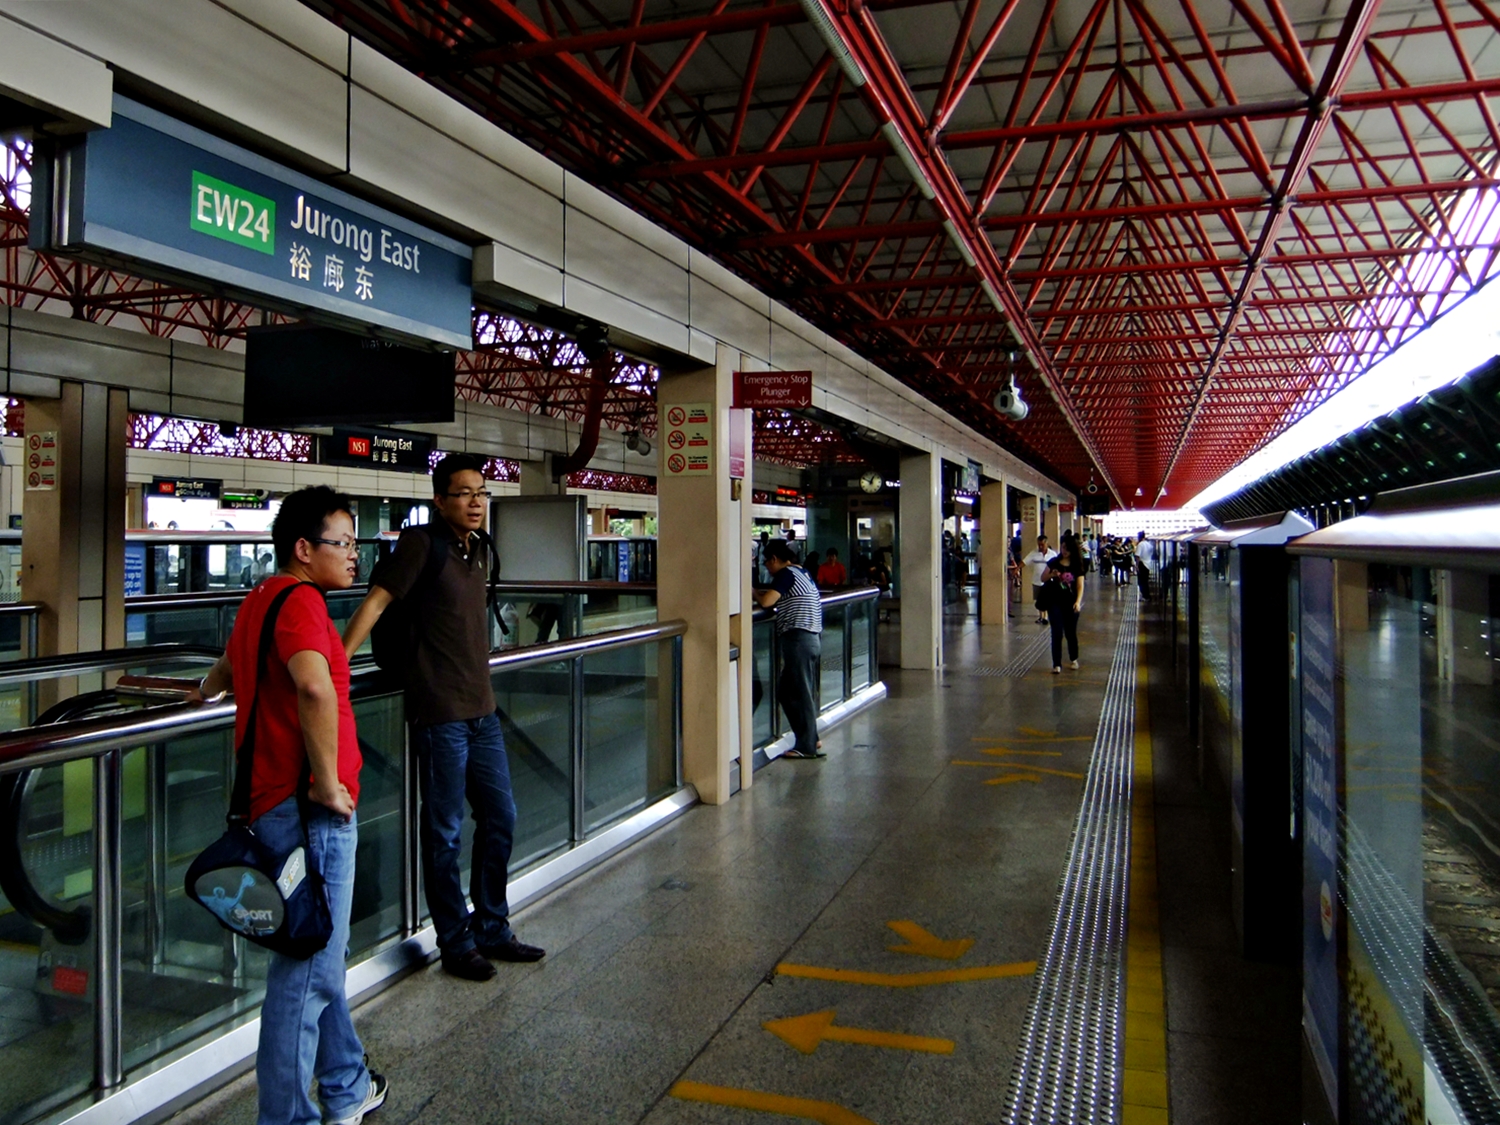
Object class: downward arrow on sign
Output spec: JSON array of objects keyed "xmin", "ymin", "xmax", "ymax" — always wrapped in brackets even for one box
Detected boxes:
[
  {"xmin": 885, "ymin": 920, "xmax": 974, "ymax": 960},
  {"xmin": 763, "ymin": 1009, "xmax": 954, "ymax": 1055}
]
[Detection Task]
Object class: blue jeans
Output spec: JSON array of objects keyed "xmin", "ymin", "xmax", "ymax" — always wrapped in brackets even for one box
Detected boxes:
[
  {"xmin": 412, "ymin": 712, "xmax": 517, "ymax": 954},
  {"xmin": 252, "ymin": 798, "xmax": 370, "ymax": 1125},
  {"xmin": 778, "ymin": 628, "xmax": 822, "ymax": 754}
]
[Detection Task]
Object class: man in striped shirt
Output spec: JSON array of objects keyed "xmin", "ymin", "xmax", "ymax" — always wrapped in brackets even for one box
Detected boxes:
[{"xmin": 755, "ymin": 542, "xmax": 825, "ymax": 759}]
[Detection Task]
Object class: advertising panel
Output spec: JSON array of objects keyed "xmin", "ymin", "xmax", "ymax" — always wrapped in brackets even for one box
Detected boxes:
[{"xmin": 1299, "ymin": 555, "xmax": 1341, "ymax": 1114}]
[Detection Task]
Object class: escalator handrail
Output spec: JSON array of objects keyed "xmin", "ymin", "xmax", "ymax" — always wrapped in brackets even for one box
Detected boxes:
[
  {"xmin": 0, "ymin": 619, "xmax": 689, "ymax": 775},
  {"xmin": 0, "ymin": 643, "xmax": 223, "ymax": 687},
  {"xmin": 122, "ymin": 579, "xmax": 658, "ymax": 612},
  {"xmin": 0, "ymin": 601, "xmax": 42, "ymax": 617}
]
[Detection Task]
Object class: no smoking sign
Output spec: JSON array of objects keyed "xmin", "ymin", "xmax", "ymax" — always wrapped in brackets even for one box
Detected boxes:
[{"xmin": 661, "ymin": 403, "xmax": 712, "ymax": 477}]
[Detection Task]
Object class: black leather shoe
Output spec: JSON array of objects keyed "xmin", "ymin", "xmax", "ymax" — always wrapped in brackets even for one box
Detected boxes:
[
  {"xmin": 441, "ymin": 948, "xmax": 496, "ymax": 981},
  {"xmin": 478, "ymin": 937, "xmax": 546, "ymax": 962}
]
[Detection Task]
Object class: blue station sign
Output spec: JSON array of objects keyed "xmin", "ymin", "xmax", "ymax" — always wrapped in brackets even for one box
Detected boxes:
[{"xmin": 34, "ymin": 97, "xmax": 473, "ymax": 349}]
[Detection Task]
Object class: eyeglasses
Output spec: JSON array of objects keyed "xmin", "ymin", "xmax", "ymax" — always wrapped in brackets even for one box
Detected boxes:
[
  {"xmin": 444, "ymin": 489, "xmax": 491, "ymax": 501},
  {"xmin": 308, "ymin": 537, "xmax": 359, "ymax": 552}
]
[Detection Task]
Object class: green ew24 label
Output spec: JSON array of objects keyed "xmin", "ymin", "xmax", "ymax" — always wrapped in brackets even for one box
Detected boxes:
[{"xmin": 190, "ymin": 171, "xmax": 274, "ymax": 255}]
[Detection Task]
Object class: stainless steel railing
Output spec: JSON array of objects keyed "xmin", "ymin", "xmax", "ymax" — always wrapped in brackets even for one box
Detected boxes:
[{"xmin": 0, "ymin": 619, "xmax": 686, "ymax": 1121}]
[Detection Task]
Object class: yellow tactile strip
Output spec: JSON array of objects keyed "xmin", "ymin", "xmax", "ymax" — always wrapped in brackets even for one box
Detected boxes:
[{"xmin": 1123, "ymin": 644, "xmax": 1170, "ymax": 1125}]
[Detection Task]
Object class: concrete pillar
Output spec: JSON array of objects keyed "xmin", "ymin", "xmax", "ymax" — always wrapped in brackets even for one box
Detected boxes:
[
  {"xmin": 979, "ymin": 478, "xmax": 1010, "ymax": 628},
  {"xmin": 899, "ymin": 451, "xmax": 942, "ymax": 669},
  {"xmin": 1017, "ymin": 491, "xmax": 1040, "ymax": 543},
  {"xmin": 731, "ymin": 400, "xmax": 754, "ymax": 789},
  {"xmin": 21, "ymin": 383, "xmax": 128, "ymax": 655},
  {"xmin": 1042, "ymin": 499, "xmax": 1061, "ymax": 548},
  {"xmin": 656, "ymin": 344, "xmax": 743, "ymax": 804},
  {"xmin": 518, "ymin": 457, "xmax": 559, "ymax": 496}
]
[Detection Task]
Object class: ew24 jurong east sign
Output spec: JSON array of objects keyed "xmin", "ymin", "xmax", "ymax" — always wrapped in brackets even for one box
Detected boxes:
[{"xmin": 663, "ymin": 404, "xmax": 713, "ymax": 476}]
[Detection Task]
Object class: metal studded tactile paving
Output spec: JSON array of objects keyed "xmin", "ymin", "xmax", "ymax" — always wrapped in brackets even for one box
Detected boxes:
[{"xmin": 1003, "ymin": 597, "xmax": 1138, "ymax": 1125}]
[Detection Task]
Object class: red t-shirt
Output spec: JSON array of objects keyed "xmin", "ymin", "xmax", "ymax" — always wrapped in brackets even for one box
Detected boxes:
[
  {"xmin": 817, "ymin": 561, "xmax": 847, "ymax": 588},
  {"xmin": 229, "ymin": 576, "xmax": 361, "ymax": 821}
]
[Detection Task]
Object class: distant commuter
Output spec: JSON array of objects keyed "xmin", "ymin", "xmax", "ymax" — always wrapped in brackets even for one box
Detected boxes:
[
  {"xmin": 1135, "ymin": 531, "xmax": 1155, "ymax": 600},
  {"xmin": 196, "ymin": 487, "xmax": 387, "ymax": 1125},
  {"xmin": 755, "ymin": 541, "xmax": 824, "ymax": 759},
  {"xmin": 1042, "ymin": 538, "xmax": 1086, "ymax": 674},
  {"xmin": 342, "ymin": 454, "xmax": 544, "ymax": 981},
  {"xmin": 1023, "ymin": 535, "xmax": 1053, "ymax": 624},
  {"xmin": 785, "ymin": 527, "xmax": 802, "ymax": 561},
  {"xmin": 817, "ymin": 547, "xmax": 847, "ymax": 589}
]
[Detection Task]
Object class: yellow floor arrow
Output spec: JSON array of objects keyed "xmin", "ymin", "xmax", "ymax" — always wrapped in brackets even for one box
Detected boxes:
[
  {"xmin": 885, "ymin": 920, "xmax": 974, "ymax": 960},
  {"xmin": 671, "ymin": 1080, "xmax": 875, "ymax": 1125},
  {"xmin": 984, "ymin": 775, "xmax": 1042, "ymax": 785},
  {"xmin": 764, "ymin": 1008, "xmax": 954, "ymax": 1055},
  {"xmin": 951, "ymin": 760, "xmax": 1086, "ymax": 779},
  {"xmin": 978, "ymin": 747, "xmax": 1063, "ymax": 757},
  {"xmin": 776, "ymin": 961, "xmax": 1036, "ymax": 987}
]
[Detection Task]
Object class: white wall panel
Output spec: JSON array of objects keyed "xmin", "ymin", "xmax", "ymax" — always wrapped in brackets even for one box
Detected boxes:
[
  {"xmin": 689, "ymin": 276, "xmax": 770, "ymax": 361},
  {"xmin": 769, "ymin": 318, "xmax": 828, "ymax": 380},
  {"xmin": 348, "ymin": 88, "xmax": 564, "ymax": 268},
  {"xmin": 0, "ymin": 15, "xmax": 113, "ymax": 128},
  {"xmin": 8, "ymin": 309, "xmax": 170, "ymax": 391},
  {"xmin": 564, "ymin": 174, "xmax": 689, "ymax": 269},
  {"xmin": 473, "ymin": 242, "xmax": 565, "ymax": 310},
  {"xmin": 0, "ymin": 0, "xmax": 349, "ymax": 171},
  {"xmin": 564, "ymin": 211, "xmax": 689, "ymax": 324},
  {"xmin": 348, "ymin": 40, "xmax": 563, "ymax": 198},
  {"xmin": 564, "ymin": 279, "xmax": 691, "ymax": 359},
  {"xmin": 215, "ymin": 0, "xmax": 350, "ymax": 71}
]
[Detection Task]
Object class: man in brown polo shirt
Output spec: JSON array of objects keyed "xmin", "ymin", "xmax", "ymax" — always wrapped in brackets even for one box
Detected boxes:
[{"xmin": 343, "ymin": 454, "xmax": 544, "ymax": 981}]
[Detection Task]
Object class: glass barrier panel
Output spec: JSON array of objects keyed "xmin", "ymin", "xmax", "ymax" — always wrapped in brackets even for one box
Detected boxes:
[
  {"xmin": 1199, "ymin": 545, "xmax": 1232, "ymax": 702},
  {"xmin": 579, "ymin": 592, "xmax": 657, "ymax": 636},
  {"xmin": 0, "ymin": 760, "xmax": 97, "ymax": 1123},
  {"xmin": 491, "ymin": 661, "xmax": 573, "ymax": 873},
  {"xmin": 139, "ymin": 607, "xmax": 223, "ymax": 649},
  {"xmin": 752, "ymin": 617, "xmax": 775, "ymax": 748},
  {"xmin": 819, "ymin": 607, "xmax": 845, "ymax": 709},
  {"xmin": 849, "ymin": 599, "xmax": 873, "ymax": 692},
  {"xmin": 0, "ymin": 543, "xmax": 21, "ymax": 603},
  {"xmin": 347, "ymin": 693, "xmax": 406, "ymax": 956},
  {"xmin": 493, "ymin": 596, "xmax": 577, "ymax": 652},
  {"xmin": 581, "ymin": 640, "xmax": 676, "ymax": 834}
]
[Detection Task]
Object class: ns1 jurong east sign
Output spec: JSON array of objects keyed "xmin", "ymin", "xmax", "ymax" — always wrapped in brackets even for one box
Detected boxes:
[{"xmin": 33, "ymin": 97, "xmax": 472, "ymax": 349}]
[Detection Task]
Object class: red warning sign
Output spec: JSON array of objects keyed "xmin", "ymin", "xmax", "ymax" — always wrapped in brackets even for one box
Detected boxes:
[{"xmin": 661, "ymin": 403, "xmax": 712, "ymax": 476}]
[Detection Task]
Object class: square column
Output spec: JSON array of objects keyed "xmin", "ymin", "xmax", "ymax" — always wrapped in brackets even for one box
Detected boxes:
[
  {"xmin": 21, "ymin": 383, "xmax": 128, "ymax": 655},
  {"xmin": 979, "ymin": 479, "xmax": 1010, "ymax": 628},
  {"xmin": 1043, "ymin": 499, "xmax": 1061, "ymax": 547},
  {"xmin": 656, "ymin": 344, "xmax": 744, "ymax": 804},
  {"xmin": 899, "ymin": 451, "xmax": 942, "ymax": 669}
]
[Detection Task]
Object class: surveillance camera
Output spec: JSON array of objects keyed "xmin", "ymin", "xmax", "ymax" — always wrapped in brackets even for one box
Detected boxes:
[
  {"xmin": 637, "ymin": 438, "xmax": 651, "ymax": 457},
  {"xmin": 625, "ymin": 431, "xmax": 651, "ymax": 456},
  {"xmin": 993, "ymin": 380, "xmax": 1029, "ymax": 422}
]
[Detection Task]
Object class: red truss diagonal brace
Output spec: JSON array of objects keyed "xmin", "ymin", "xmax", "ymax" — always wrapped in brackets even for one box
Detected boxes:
[
  {"xmin": 1152, "ymin": 0, "xmax": 1384, "ymax": 502},
  {"xmin": 805, "ymin": 0, "xmax": 1122, "ymax": 505}
]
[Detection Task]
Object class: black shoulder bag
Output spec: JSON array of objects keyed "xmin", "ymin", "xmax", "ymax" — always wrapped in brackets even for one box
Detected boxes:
[{"xmin": 184, "ymin": 581, "xmax": 334, "ymax": 960}]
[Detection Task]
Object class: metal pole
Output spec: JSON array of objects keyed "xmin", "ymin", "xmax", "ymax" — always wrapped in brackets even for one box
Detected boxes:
[
  {"xmin": 570, "ymin": 656, "xmax": 586, "ymax": 843},
  {"xmin": 143, "ymin": 744, "xmax": 167, "ymax": 968},
  {"xmin": 672, "ymin": 635, "xmax": 684, "ymax": 788},
  {"xmin": 401, "ymin": 722, "xmax": 420, "ymax": 938},
  {"xmin": 93, "ymin": 749, "xmax": 123, "ymax": 1089},
  {"xmin": 842, "ymin": 603, "xmax": 852, "ymax": 702}
]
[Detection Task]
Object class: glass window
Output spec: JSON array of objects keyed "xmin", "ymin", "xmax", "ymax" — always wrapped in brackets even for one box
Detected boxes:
[{"xmin": 1324, "ymin": 561, "xmax": 1500, "ymax": 1123}]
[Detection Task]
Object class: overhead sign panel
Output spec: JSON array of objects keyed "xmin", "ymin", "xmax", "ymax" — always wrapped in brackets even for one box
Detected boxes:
[
  {"xmin": 319, "ymin": 427, "xmax": 436, "ymax": 474},
  {"xmin": 33, "ymin": 97, "xmax": 473, "ymax": 349},
  {"xmin": 733, "ymin": 370, "xmax": 812, "ymax": 409},
  {"xmin": 150, "ymin": 477, "xmax": 222, "ymax": 501}
]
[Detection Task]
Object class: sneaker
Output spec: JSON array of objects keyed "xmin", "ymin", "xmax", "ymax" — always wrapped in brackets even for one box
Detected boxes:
[
  {"xmin": 1070, "ymin": 660, "xmax": 1079, "ymax": 670},
  {"xmin": 441, "ymin": 947, "xmax": 496, "ymax": 981},
  {"xmin": 327, "ymin": 1068, "xmax": 388, "ymax": 1125},
  {"xmin": 1052, "ymin": 666, "xmax": 1062, "ymax": 675}
]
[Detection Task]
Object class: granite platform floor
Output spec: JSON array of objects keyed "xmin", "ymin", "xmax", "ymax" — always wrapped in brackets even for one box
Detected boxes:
[{"xmin": 172, "ymin": 590, "xmax": 1132, "ymax": 1125}]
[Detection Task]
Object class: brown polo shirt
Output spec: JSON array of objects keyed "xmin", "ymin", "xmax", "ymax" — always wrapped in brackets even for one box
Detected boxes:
[{"xmin": 376, "ymin": 519, "xmax": 496, "ymax": 724}]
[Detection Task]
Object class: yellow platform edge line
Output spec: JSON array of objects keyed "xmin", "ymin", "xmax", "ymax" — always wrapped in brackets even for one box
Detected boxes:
[{"xmin": 1124, "ymin": 624, "xmax": 1171, "ymax": 1121}]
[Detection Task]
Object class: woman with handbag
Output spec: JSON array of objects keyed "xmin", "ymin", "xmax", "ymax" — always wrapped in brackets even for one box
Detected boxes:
[{"xmin": 195, "ymin": 487, "xmax": 388, "ymax": 1125}]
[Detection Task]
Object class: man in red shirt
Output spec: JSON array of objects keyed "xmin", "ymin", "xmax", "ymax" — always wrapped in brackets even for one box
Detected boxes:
[
  {"xmin": 816, "ymin": 547, "xmax": 848, "ymax": 589},
  {"xmin": 197, "ymin": 486, "xmax": 386, "ymax": 1125}
]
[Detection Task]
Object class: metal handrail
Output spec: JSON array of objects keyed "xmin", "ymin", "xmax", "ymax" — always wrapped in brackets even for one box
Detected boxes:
[
  {"xmin": 0, "ymin": 620, "xmax": 688, "ymax": 775},
  {"xmin": 123, "ymin": 580, "xmax": 657, "ymax": 611},
  {"xmin": 0, "ymin": 601, "xmax": 42, "ymax": 617},
  {"xmin": 0, "ymin": 643, "xmax": 222, "ymax": 687},
  {"xmin": 750, "ymin": 583, "xmax": 880, "ymax": 622}
]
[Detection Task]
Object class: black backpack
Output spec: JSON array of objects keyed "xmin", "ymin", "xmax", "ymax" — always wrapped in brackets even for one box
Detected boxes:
[{"xmin": 369, "ymin": 524, "xmax": 506, "ymax": 674}]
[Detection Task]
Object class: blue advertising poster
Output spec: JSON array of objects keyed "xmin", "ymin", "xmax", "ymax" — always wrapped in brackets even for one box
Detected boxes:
[
  {"xmin": 617, "ymin": 541, "xmax": 631, "ymax": 584},
  {"xmin": 124, "ymin": 543, "xmax": 147, "ymax": 644},
  {"xmin": 1299, "ymin": 556, "xmax": 1340, "ymax": 1113},
  {"xmin": 43, "ymin": 97, "xmax": 472, "ymax": 349}
]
